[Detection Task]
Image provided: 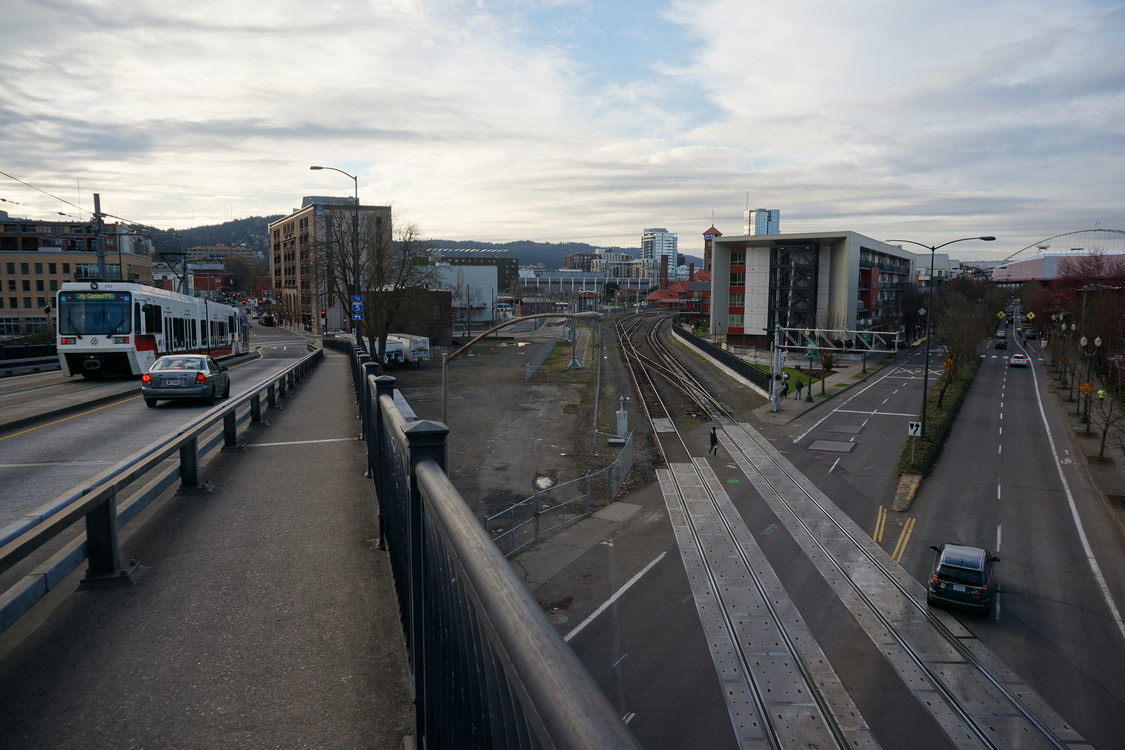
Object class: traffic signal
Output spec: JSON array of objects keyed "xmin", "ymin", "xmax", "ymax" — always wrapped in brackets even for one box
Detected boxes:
[{"xmin": 320, "ymin": 309, "xmax": 326, "ymax": 317}]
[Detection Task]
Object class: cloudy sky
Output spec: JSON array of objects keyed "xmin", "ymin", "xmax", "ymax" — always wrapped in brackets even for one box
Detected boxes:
[{"xmin": 2, "ymin": 0, "xmax": 1122, "ymax": 260}]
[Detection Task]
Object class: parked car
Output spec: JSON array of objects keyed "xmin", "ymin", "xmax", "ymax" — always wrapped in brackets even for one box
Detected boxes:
[
  {"xmin": 1009, "ymin": 353, "xmax": 1029, "ymax": 367},
  {"xmin": 141, "ymin": 354, "xmax": 231, "ymax": 407},
  {"xmin": 927, "ymin": 543, "xmax": 998, "ymax": 614}
]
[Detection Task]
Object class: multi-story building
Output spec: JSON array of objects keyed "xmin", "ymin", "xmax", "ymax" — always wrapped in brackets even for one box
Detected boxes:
[
  {"xmin": 435, "ymin": 249, "xmax": 520, "ymax": 292},
  {"xmin": 745, "ymin": 209, "xmax": 780, "ymax": 235},
  {"xmin": 268, "ymin": 196, "xmax": 391, "ymax": 334},
  {"xmin": 185, "ymin": 244, "xmax": 257, "ymax": 267},
  {"xmin": 0, "ymin": 210, "xmax": 154, "ymax": 339},
  {"xmin": 563, "ymin": 252, "xmax": 599, "ymax": 272},
  {"xmin": 710, "ymin": 230, "xmax": 916, "ymax": 347},
  {"xmin": 641, "ymin": 228, "xmax": 678, "ymax": 275}
]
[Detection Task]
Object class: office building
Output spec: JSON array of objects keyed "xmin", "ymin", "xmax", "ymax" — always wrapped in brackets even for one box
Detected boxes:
[
  {"xmin": 710, "ymin": 230, "xmax": 916, "ymax": 347},
  {"xmin": 641, "ymin": 228, "xmax": 678, "ymax": 274},
  {"xmin": 0, "ymin": 210, "xmax": 154, "ymax": 339},
  {"xmin": 269, "ymin": 196, "xmax": 391, "ymax": 334},
  {"xmin": 745, "ymin": 209, "xmax": 780, "ymax": 236}
]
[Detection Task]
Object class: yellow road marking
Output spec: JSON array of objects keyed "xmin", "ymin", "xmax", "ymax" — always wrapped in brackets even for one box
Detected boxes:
[
  {"xmin": 873, "ymin": 506, "xmax": 887, "ymax": 542},
  {"xmin": 891, "ymin": 517, "xmax": 916, "ymax": 562}
]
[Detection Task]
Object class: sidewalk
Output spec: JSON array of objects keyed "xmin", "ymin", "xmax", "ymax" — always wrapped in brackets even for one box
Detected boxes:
[{"xmin": 0, "ymin": 348, "xmax": 415, "ymax": 748}]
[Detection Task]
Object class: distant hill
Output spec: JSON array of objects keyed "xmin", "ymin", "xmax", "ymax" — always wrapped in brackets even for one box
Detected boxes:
[{"xmin": 146, "ymin": 218, "xmax": 704, "ymax": 271}]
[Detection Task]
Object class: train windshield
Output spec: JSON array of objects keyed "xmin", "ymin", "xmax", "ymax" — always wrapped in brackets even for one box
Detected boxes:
[{"xmin": 57, "ymin": 291, "xmax": 132, "ymax": 336}]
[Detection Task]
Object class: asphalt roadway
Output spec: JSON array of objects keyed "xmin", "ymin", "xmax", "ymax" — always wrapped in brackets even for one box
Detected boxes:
[
  {"xmin": 0, "ymin": 347, "xmax": 414, "ymax": 748},
  {"xmin": 1, "ymin": 332, "xmax": 1122, "ymax": 748}
]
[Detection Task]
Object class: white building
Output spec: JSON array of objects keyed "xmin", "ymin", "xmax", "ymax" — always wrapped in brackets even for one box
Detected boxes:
[
  {"xmin": 641, "ymin": 228, "xmax": 678, "ymax": 273},
  {"xmin": 745, "ymin": 209, "xmax": 780, "ymax": 235},
  {"xmin": 434, "ymin": 263, "xmax": 499, "ymax": 327}
]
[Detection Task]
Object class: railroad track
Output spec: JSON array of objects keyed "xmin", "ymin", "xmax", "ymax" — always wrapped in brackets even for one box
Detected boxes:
[{"xmin": 614, "ymin": 312, "xmax": 1084, "ymax": 750}]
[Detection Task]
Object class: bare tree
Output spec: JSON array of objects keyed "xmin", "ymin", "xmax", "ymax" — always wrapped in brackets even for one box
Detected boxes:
[
  {"xmin": 932, "ymin": 291, "xmax": 991, "ymax": 408},
  {"xmin": 1089, "ymin": 381, "xmax": 1123, "ymax": 460}
]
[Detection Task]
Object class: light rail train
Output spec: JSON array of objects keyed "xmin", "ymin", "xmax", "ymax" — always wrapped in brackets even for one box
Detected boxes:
[{"xmin": 56, "ymin": 281, "xmax": 251, "ymax": 378}]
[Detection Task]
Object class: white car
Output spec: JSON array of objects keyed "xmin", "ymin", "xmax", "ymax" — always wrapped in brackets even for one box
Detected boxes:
[{"xmin": 1008, "ymin": 353, "xmax": 1029, "ymax": 368}]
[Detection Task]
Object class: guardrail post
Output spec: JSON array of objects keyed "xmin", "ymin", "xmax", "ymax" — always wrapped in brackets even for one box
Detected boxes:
[
  {"xmin": 268, "ymin": 382, "xmax": 277, "ymax": 409},
  {"xmin": 179, "ymin": 436, "xmax": 200, "ymax": 487},
  {"xmin": 80, "ymin": 493, "xmax": 128, "ymax": 586},
  {"xmin": 223, "ymin": 410, "xmax": 238, "ymax": 447},
  {"xmin": 402, "ymin": 419, "xmax": 449, "ymax": 744},
  {"xmin": 250, "ymin": 393, "xmax": 262, "ymax": 423},
  {"xmin": 373, "ymin": 374, "xmax": 396, "ymax": 550}
]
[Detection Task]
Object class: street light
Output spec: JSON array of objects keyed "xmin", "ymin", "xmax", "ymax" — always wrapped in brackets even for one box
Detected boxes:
[
  {"xmin": 886, "ymin": 235, "xmax": 995, "ymax": 438},
  {"xmin": 310, "ymin": 165, "xmax": 360, "ymax": 339},
  {"xmin": 1080, "ymin": 335, "xmax": 1101, "ymax": 431}
]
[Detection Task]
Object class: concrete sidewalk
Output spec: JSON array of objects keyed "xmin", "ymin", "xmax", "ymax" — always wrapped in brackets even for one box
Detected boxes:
[{"xmin": 0, "ymin": 348, "xmax": 414, "ymax": 748}]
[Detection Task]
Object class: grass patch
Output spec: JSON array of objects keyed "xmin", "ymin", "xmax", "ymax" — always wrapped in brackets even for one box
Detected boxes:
[{"xmin": 898, "ymin": 358, "xmax": 982, "ymax": 476}]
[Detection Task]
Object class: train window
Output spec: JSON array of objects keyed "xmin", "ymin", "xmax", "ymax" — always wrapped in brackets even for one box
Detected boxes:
[{"xmin": 142, "ymin": 303, "xmax": 162, "ymax": 333}]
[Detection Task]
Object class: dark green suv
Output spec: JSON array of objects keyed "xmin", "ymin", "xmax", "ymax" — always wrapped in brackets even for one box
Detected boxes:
[{"xmin": 927, "ymin": 544, "xmax": 999, "ymax": 614}]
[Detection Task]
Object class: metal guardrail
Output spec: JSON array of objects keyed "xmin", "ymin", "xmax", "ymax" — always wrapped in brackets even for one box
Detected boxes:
[
  {"xmin": 335, "ymin": 341, "xmax": 641, "ymax": 749},
  {"xmin": 0, "ymin": 348, "xmax": 324, "ymax": 632}
]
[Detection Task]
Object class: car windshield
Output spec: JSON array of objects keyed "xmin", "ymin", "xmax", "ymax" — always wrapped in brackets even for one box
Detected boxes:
[
  {"xmin": 152, "ymin": 358, "xmax": 204, "ymax": 371},
  {"xmin": 937, "ymin": 565, "xmax": 985, "ymax": 586}
]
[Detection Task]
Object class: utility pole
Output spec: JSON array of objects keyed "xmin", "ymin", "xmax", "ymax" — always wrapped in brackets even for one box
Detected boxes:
[{"xmin": 93, "ymin": 193, "xmax": 107, "ymax": 281}]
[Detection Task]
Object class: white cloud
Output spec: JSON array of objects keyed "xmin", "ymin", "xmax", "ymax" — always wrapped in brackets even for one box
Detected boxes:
[{"xmin": 0, "ymin": 0, "xmax": 1122, "ymax": 258}]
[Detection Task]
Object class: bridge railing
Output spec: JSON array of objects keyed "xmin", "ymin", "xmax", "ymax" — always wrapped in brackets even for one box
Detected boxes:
[
  {"xmin": 0, "ymin": 348, "xmax": 323, "ymax": 632},
  {"xmin": 341, "ymin": 344, "xmax": 641, "ymax": 749}
]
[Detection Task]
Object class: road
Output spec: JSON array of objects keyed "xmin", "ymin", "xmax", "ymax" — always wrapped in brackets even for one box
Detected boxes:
[{"xmin": 0, "ymin": 328, "xmax": 313, "ymax": 531}]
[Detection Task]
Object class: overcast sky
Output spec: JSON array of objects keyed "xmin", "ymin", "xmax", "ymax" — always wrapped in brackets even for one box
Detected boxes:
[{"xmin": 2, "ymin": 0, "xmax": 1122, "ymax": 260}]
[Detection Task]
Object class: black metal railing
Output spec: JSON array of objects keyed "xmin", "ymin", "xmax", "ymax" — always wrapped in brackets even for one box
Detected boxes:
[{"xmin": 331, "ymin": 339, "xmax": 641, "ymax": 749}]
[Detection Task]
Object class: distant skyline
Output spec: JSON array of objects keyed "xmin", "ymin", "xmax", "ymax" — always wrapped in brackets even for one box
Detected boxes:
[{"xmin": 2, "ymin": 1, "xmax": 1123, "ymax": 261}]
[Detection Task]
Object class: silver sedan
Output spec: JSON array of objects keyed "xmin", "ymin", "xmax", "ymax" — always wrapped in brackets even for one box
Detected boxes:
[{"xmin": 141, "ymin": 354, "xmax": 231, "ymax": 407}]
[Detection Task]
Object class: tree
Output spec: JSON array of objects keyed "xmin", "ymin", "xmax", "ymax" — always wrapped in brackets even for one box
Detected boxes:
[
  {"xmin": 315, "ymin": 208, "xmax": 439, "ymax": 372},
  {"xmin": 932, "ymin": 291, "xmax": 991, "ymax": 409},
  {"xmin": 1089, "ymin": 380, "xmax": 1123, "ymax": 461}
]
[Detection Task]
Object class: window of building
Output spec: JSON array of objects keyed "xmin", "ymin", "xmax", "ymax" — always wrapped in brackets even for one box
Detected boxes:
[
  {"xmin": 49, "ymin": 280, "xmax": 58, "ymax": 291},
  {"xmin": 49, "ymin": 263, "xmax": 57, "ymax": 274},
  {"xmin": 26, "ymin": 317, "xmax": 47, "ymax": 333},
  {"xmin": 730, "ymin": 251, "xmax": 745, "ymax": 265},
  {"xmin": 8, "ymin": 298, "xmax": 15, "ymax": 310},
  {"xmin": 23, "ymin": 297, "xmax": 31, "ymax": 309},
  {"xmin": 729, "ymin": 292, "xmax": 744, "ymax": 306},
  {"xmin": 34, "ymin": 262, "xmax": 43, "ymax": 274},
  {"xmin": 728, "ymin": 313, "xmax": 744, "ymax": 328},
  {"xmin": 20, "ymin": 263, "xmax": 29, "ymax": 274},
  {"xmin": 0, "ymin": 317, "xmax": 20, "ymax": 335},
  {"xmin": 36, "ymin": 280, "xmax": 44, "ymax": 291},
  {"xmin": 62, "ymin": 263, "xmax": 70, "ymax": 274},
  {"xmin": 6, "ymin": 280, "xmax": 13, "ymax": 291},
  {"xmin": 22, "ymin": 280, "xmax": 30, "ymax": 292},
  {"xmin": 729, "ymin": 272, "xmax": 745, "ymax": 285},
  {"xmin": 5, "ymin": 263, "xmax": 13, "ymax": 274}
]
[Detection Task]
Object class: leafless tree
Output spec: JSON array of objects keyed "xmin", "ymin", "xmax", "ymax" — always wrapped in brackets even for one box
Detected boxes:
[{"xmin": 932, "ymin": 291, "xmax": 991, "ymax": 408}]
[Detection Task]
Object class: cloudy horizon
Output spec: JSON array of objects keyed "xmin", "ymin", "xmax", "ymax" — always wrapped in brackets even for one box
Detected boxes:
[{"xmin": 2, "ymin": 0, "xmax": 1122, "ymax": 261}]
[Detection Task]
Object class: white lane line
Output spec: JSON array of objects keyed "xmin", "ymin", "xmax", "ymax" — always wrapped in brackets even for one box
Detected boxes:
[
  {"xmin": 251, "ymin": 437, "xmax": 360, "ymax": 447},
  {"xmin": 565, "ymin": 551, "xmax": 667, "ymax": 642},
  {"xmin": 1029, "ymin": 358, "xmax": 1125, "ymax": 642}
]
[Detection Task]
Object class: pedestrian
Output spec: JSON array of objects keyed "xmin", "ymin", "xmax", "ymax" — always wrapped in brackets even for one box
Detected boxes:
[
  {"xmin": 1097, "ymin": 388, "xmax": 1106, "ymax": 402},
  {"xmin": 795, "ymin": 380, "xmax": 803, "ymax": 400},
  {"xmin": 708, "ymin": 427, "xmax": 719, "ymax": 455},
  {"xmin": 780, "ymin": 381, "xmax": 789, "ymax": 398}
]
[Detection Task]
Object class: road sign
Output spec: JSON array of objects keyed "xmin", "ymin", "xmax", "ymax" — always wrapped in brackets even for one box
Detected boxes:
[
  {"xmin": 351, "ymin": 303, "xmax": 364, "ymax": 313},
  {"xmin": 1026, "ymin": 311, "xmax": 1035, "ymax": 320},
  {"xmin": 805, "ymin": 348, "xmax": 819, "ymax": 359},
  {"xmin": 351, "ymin": 314, "xmax": 364, "ymax": 321},
  {"xmin": 1080, "ymin": 382, "xmax": 1093, "ymax": 395},
  {"xmin": 997, "ymin": 311, "xmax": 1006, "ymax": 318},
  {"xmin": 907, "ymin": 421, "xmax": 922, "ymax": 437},
  {"xmin": 943, "ymin": 357, "xmax": 953, "ymax": 370},
  {"xmin": 351, "ymin": 295, "xmax": 363, "ymax": 302}
]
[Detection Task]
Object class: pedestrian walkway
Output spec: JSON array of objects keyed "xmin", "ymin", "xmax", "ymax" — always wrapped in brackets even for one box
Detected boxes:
[{"xmin": 0, "ymin": 348, "xmax": 415, "ymax": 748}]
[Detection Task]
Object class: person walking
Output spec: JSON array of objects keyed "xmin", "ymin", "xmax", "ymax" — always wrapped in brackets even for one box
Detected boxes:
[
  {"xmin": 708, "ymin": 426, "xmax": 719, "ymax": 455},
  {"xmin": 795, "ymin": 380, "xmax": 803, "ymax": 400}
]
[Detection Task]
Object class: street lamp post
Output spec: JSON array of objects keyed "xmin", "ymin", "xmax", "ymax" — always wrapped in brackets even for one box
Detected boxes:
[
  {"xmin": 310, "ymin": 165, "xmax": 361, "ymax": 340},
  {"xmin": 886, "ymin": 236, "xmax": 995, "ymax": 439},
  {"xmin": 803, "ymin": 329, "xmax": 814, "ymax": 403},
  {"xmin": 1080, "ymin": 335, "xmax": 1101, "ymax": 432}
]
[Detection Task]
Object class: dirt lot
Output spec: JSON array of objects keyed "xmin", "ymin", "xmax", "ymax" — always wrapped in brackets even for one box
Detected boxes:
[{"xmin": 386, "ymin": 317, "xmax": 763, "ymax": 521}]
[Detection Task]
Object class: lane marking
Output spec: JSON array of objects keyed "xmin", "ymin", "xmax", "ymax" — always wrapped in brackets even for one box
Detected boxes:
[
  {"xmin": 891, "ymin": 517, "xmax": 915, "ymax": 562},
  {"xmin": 565, "ymin": 551, "xmax": 667, "ymax": 642},
  {"xmin": 873, "ymin": 506, "xmax": 887, "ymax": 543},
  {"xmin": 0, "ymin": 395, "xmax": 141, "ymax": 441},
  {"xmin": 250, "ymin": 437, "xmax": 360, "ymax": 447}
]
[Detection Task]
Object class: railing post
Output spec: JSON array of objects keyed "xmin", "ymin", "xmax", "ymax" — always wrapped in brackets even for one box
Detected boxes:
[
  {"xmin": 586, "ymin": 470, "xmax": 592, "ymax": 518},
  {"xmin": 250, "ymin": 393, "xmax": 262, "ymax": 423},
  {"xmin": 373, "ymin": 374, "xmax": 396, "ymax": 550},
  {"xmin": 81, "ymin": 493, "xmax": 123, "ymax": 584},
  {"xmin": 179, "ymin": 436, "xmax": 200, "ymax": 487},
  {"xmin": 402, "ymin": 419, "xmax": 449, "ymax": 745},
  {"xmin": 223, "ymin": 410, "xmax": 238, "ymax": 447},
  {"xmin": 268, "ymin": 382, "xmax": 277, "ymax": 409}
]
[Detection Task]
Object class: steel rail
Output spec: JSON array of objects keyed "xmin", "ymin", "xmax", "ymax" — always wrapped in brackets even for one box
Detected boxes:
[
  {"xmin": 615, "ymin": 313, "xmax": 856, "ymax": 750},
  {"xmin": 642, "ymin": 317, "xmax": 1071, "ymax": 749}
]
